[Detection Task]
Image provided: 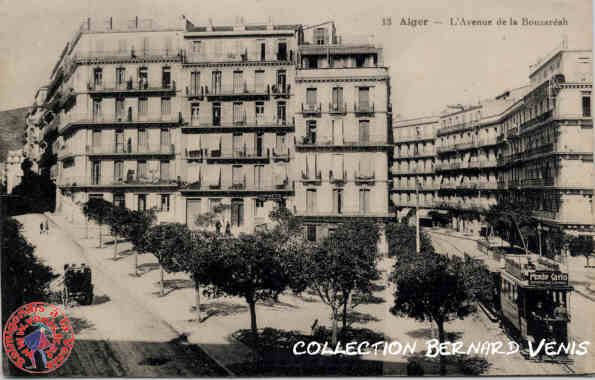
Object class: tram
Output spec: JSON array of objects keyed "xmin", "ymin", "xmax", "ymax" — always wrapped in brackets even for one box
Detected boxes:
[{"xmin": 499, "ymin": 254, "xmax": 573, "ymax": 361}]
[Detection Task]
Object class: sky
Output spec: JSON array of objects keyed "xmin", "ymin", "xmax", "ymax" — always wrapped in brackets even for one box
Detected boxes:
[{"xmin": 0, "ymin": 0, "xmax": 592, "ymax": 118}]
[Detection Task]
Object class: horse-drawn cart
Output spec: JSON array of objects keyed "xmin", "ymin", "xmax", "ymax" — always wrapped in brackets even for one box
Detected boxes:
[{"xmin": 49, "ymin": 264, "xmax": 94, "ymax": 306}]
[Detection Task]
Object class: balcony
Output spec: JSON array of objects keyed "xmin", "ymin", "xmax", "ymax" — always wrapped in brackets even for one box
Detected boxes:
[
  {"xmin": 520, "ymin": 110, "xmax": 553, "ymax": 131},
  {"xmin": 468, "ymin": 161, "xmax": 480, "ymax": 169},
  {"xmin": 59, "ymin": 112, "xmax": 182, "ymax": 133},
  {"xmin": 354, "ymin": 171, "xmax": 375, "ymax": 184},
  {"xmin": 184, "ymin": 148, "xmax": 204, "ymax": 161},
  {"xmin": 74, "ymin": 48, "xmax": 183, "ymax": 64},
  {"xmin": 182, "ymin": 181, "xmax": 295, "ymax": 194},
  {"xmin": 181, "ymin": 49, "xmax": 294, "ymax": 65},
  {"xmin": 476, "ymin": 136, "xmax": 499, "ymax": 147},
  {"xmin": 455, "ymin": 141, "xmax": 474, "ymax": 151},
  {"xmin": 328, "ymin": 102, "xmax": 347, "ymax": 115},
  {"xmin": 206, "ymin": 148, "xmax": 271, "ymax": 163},
  {"xmin": 88, "ymin": 80, "xmax": 176, "ymax": 96},
  {"xmin": 206, "ymin": 84, "xmax": 270, "ymax": 100},
  {"xmin": 185, "ymin": 87, "xmax": 205, "ymax": 100},
  {"xmin": 295, "ymin": 135, "xmax": 391, "ymax": 150},
  {"xmin": 57, "ymin": 146, "xmax": 77, "ymax": 161},
  {"xmin": 478, "ymin": 182, "xmax": 498, "ymax": 190},
  {"xmin": 301, "ymin": 103, "xmax": 322, "ymax": 115},
  {"xmin": 354, "ymin": 102, "xmax": 375, "ymax": 115},
  {"xmin": 182, "ymin": 118, "xmax": 294, "ymax": 132},
  {"xmin": 300, "ymin": 169, "xmax": 322, "ymax": 185},
  {"xmin": 270, "ymin": 83, "xmax": 291, "ymax": 98},
  {"xmin": 295, "ymin": 211, "xmax": 395, "ymax": 220},
  {"xmin": 479, "ymin": 159, "xmax": 498, "ymax": 168},
  {"xmin": 86, "ymin": 144, "xmax": 175, "ymax": 158},
  {"xmin": 394, "ymin": 133, "xmax": 435, "ymax": 143},
  {"xmin": 58, "ymin": 175, "xmax": 178, "ymax": 189},
  {"xmin": 272, "ymin": 146, "xmax": 290, "ymax": 162},
  {"xmin": 436, "ymin": 145, "xmax": 457, "ymax": 154}
]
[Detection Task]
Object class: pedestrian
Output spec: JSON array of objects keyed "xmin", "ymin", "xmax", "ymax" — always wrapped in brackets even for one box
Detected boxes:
[
  {"xmin": 44, "ymin": 220, "xmax": 49, "ymax": 234},
  {"xmin": 40, "ymin": 222, "xmax": 44, "ymax": 235}
]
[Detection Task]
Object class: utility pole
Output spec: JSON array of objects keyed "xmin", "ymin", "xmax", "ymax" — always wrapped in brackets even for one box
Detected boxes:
[{"xmin": 416, "ymin": 178, "xmax": 421, "ymax": 254}]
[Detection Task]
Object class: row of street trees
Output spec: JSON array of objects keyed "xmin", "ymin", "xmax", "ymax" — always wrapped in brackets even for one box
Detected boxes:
[{"xmin": 485, "ymin": 199, "xmax": 593, "ymax": 264}]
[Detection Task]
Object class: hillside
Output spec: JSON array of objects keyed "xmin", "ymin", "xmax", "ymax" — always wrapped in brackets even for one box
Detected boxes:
[{"xmin": 0, "ymin": 107, "xmax": 29, "ymax": 162}]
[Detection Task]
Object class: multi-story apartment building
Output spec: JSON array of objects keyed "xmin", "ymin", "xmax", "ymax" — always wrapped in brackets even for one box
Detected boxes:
[
  {"xmin": 391, "ymin": 116, "xmax": 439, "ymax": 224},
  {"xmin": 25, "ymin": 16, "xmax": 392, "ymax": 240},
  {"xmin": 392, "ymin": 43, "xmax": 593, "ymax": 236},
  {"xmin": 293, "ymin": 23, "xmax": 392, "ymax": 249},
  {"xmin": 6, "ymin": 149, "xmax": 25, "ymax": 194}
]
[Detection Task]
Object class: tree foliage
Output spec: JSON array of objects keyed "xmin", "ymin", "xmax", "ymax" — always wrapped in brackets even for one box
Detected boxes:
[
  {"xmin": 569, "ymin": 235, "xmax": 594, "ymax": 265},
  {"xmin": 385, "ymin": 221, "xmax": 434, "ymax": 258},
  {"xmin": 2, "ymin": 218, "xmax": 56, "ymax": 323},
  {"xmin": 390, "ymin": 251, "xmax": 491, "ymax": 375}
]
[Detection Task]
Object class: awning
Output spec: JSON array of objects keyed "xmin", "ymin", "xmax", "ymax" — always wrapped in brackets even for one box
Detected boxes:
[
  {"xmin": 273, "ymin": 165, "xmax": 287, "ymax": 186},
  {"xmin": 333, "ymin": 154, "xmax": 344, "ymax": 180},
  {"xmin": 206, "ymin": 165, "xmax": 221, "ymax": 187},
  {"xmin": 208, "ymin": 135, "xmax": 221, "ymax": 151}
]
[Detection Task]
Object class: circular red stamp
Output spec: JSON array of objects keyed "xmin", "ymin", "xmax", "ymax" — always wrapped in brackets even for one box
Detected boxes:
[{"xmin": 3, "ymin": 302, "xmax": 75, "ymax": 374}]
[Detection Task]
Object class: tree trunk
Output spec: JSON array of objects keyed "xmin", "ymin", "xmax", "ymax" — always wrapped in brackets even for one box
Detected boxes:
[
  {"xmin": 195, "ymin": 279, "xmax": 201, "ymax": 323},
  {"xmin": 85, "ymin": 218, "xmax": 88, "ymax": 239},
  {"xmin": 331, "ymin": 310, "xmax": 338, "ymax": 346},
  {"xmin": 437, "ymin": 321, "xmax": 446, "ymax": 376},
  {"xmin": 134, "ymin": 251, "xmax": 138, "ymax": 276},
  {"xmin": 99, "ymin": 223, "xmax": 103, "ymax": 248},
  {"xmin": 160, "ymin": 265, "xmax": 164, "ymax": 296},
  {"xmin": 248, "ymin": 300, "xmax": 258, "ymax": 336},
  {"xmin": 341, "ymin": 292, "xmax": 350, "ymax": 331}
]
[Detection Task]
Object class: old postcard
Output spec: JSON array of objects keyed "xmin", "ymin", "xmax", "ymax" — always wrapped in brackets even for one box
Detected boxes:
[{"xmin": 0, "ymin": 0, "xmax": 593, "ymax": 376}]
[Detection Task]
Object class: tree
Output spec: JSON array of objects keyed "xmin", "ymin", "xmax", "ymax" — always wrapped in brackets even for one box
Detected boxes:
[
  {"xmin": 141, "ymin": 223, "xmax": 188, "ymax": 297},
  {"xmin": 569, "ymin": 235, "xmax": 594, "ymax": 266},
  {"xmin": 390, "ymin": 252, "xmax": 489, "ymax": 375},
  {"xmin": 201, "ymin": 231, "xmax": 291, "ymax": 336},
  {"xmin": 107, "ymin": 206, "xmax": 130, "ymax": 259},
  {"xmin": 385, "ymin": 221, "xmax": 434, "ymax": 258},
  {"xmin": 194, "ymin": 203, "xmax": 230, "ymax": 232},
  {"xmin": 2, "ymin": 219, "xmax": 56, "ymax": 323},
  {"xmin": 82, "ymin": 198, "xmax": 114, "ymax": 248},
  {"xmin": 485, "ymin": 199, "xmax": 536, "ymax": 253},
  {"xmin": 122, "ymin": 209, "xmax": 156, "ymax": 276}
]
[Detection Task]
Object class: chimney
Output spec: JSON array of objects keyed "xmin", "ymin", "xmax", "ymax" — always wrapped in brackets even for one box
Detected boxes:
[
  {"xmin": 234, "ymin": 16, "xmax": 246, "ymax": 31},
  {"xmin": 267, "ymin": 16, "xmax": 273, "ymax": 30},
  {"xmin": 207, "ymin": 17, "xmax": 213, "ymax": 31}
]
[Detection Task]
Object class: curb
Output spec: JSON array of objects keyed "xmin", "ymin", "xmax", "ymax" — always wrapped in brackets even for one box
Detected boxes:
[
  {"xmin": 478, "ymin": 302, "xmax": 500, "ymax": 323},
  {"xmin": 44, "ymin": 212, "xmax": 239, "ymax": 377}
]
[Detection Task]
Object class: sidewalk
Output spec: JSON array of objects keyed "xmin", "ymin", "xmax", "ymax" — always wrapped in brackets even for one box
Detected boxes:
[{"xmin": 45, "ymin": 212, "xmax": 256, "ymax": 374}]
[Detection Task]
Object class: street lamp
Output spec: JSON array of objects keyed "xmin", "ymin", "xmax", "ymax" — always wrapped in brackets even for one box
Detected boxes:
[{"xmin": 537, "ymin": 223, "xmax": 542, "ymax": 257}]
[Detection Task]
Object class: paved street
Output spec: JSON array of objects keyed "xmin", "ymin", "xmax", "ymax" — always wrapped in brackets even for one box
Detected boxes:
[
  {"xmin": 5, "ymin": 214, "xmax": 227, "ymax": 377},
  {"xmin": 428, "ymin": 228, "xmax": 594, "ymax": 374},
  {"xmin": 4, "ymin": 213, "xmax": 584, "ymax": 375}
]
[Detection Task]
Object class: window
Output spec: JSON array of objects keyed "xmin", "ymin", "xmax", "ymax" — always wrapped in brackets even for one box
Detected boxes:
[
  {"xmin": 259, "ymin": 40, "xmax": 266, "ymax": 61},
  {"xmin": 356, "ymin": 55, "xmax": 366, "ymax": 67},
  {"xmin": 333, "ymin": 189, "xmax": 343, "ymax": 214},
  {"xmin": 233, "ymin": 71, "xmax": 243, "ymax": 93},
  {"xmin": 254, "ymin": 165, "xmax": 264, "ymax": 188},
  {"xmin": 161, "ymin": 194, "xmax": 170, "ymax": 212},
  {"xmin": 91, "ymin": 161, "xmax": 101, "ymax": 185},
  {"xmin": 233, "ymin": 134, "xmax": 244, "ymax": 156},
  {"xmin": 212, "ymin": 71, "xmax": 222, "ymax": 94},
  {"xmin": 191, "ymin": 71, "xmax": 200, "ymax": 94},
  {"xmin": 213, "ymin": 103, "xmax": 221, "ymax": 126},
  {"xmin": 89, "ymin": 193, "xmax": 104, "ymax": 201},
  {"xmin": 137, "ymin": 160, "xmax": 147, "ymax": 179},
  {"xmin": 358, "ymin": 87, "xmax": 370, "ymax": 108},
  {"xmin": 93, "ymin": 68, "xmax": 103, "ymax": 87},
  {"xmin": 306, "ymin": 88, "xmax": 317, "ymax": 106},
  {"xmin": 138, "ymin": 129, "xmax": 147, "ymax": 149},
  {"xmin": 332, "ymin": 87, "xmax": 343, "ymax": 110},
  {"xmin": 114, "ymin": 160, "xmax": 124, "ymax": 181},
  {"xmin": 92, "ymin": 130, "xmax": 102, "ymax": 147},
  {"xmin": 209, "ymin": 198, "xmax": 221, "ymax": 212},
  {"xmin": 232, "ymin": 165, "xmax": 243, "ymax": 186},
  {"xmin": 275, "ymin": 133, "xmax": 287, "ymax": 152},
  {"xmin": 231, "ymin": 199, "xmax": 244, "ymax": 227},
  {"xmin": 191, "ymin": 104, "xmax": 200, "ymax": 125},
  {"xmin": 307, "ymin": 120, "xmax": 317, "ymax": 144},
  {"xmin": 138, "ymin": 194, "xmax": 147, "ymax": 212},
  {"xmin": 114, "ymin": 193, "xmax": 125, "ymax": 208},
  {"xmin": 233, "ymin": 102, "xmax": 245, "ymax": 124},
  {"xmin": 306, "ymin": 189, "xmax": 317, "ymax": 212},
  {"xmin": 214, "ymin": 40, "xmax": 223, "ymax": 58},
  {"xmin": 306, "ymin": 224, "xmax": 317, "ymax": 242},
  {"xmin": 256, "ymin": 133, "xmax": 263, "ymax": 156},
  {"xmin": 115, "ymin": 130, "xmax": 124, "ymax": 152},
  {"xmin": 192, "ymin": 40, "xmax": 201, "ymax": 54},
  {"xmin": 161, "ymin": 97, "xmax": 171, "ymax": 115},
  {"xmin": 277, "ymin": 41, "xmax": 287, "ymax": 61},
  {"xmin": 138, "ymin": 67, "xmax": 148, "ymax": 89},
  {"xmin": 277, "ymin": 102, "xmax": 286, "ymax": 123},
  {"xmin": 583, "ymin": 96, "xmax": 591, "ymax": 117},
  {"xmin": 160, "ymin": 129, "xmax": 170, "ymax": 147},
  {"xmin": 160, "ymin": 161, "xmax": 169, "ymax": 181},
  {"xmin": 138, "ymin": 97, "xmax": 148, "ymax": 116},
  {"xmin": 255, "ymin": 101, "xmax": 264, "ymax": 122},
  {"xmin": 359, "ymin": 189, "xmax": 370, "ymax": 213},
  {"xmin": 115, "ymin": 98, "xmax": 125, "ymax": 119},
  {"xmin": 92, "ymin": 99, "xmax": 102, "ymax": 120},
  {"xmin": 162, "ymin": 67, "xmax": 171, "ymax": 88},
  {"xmin": 254, "ymin": 198, "xmax": 265, "ymax": 216},
  {"xmin": 118, "ymin": 39, "xmax": 127, "ymax": 53},
  {"xmin": 314, "ymin": 28, "xmax": 326, "ymax": 45},
  {"xmin": 276, "ymin": 70, "xmax": 286, "ymax": 90},
  {"xmin": 116, "ymin": 67, "xmax": 126, "ymax": 88},
  {"xmin": 359, "ymin": 120, "xmax": 370, "ymax": 143},
  {"xmin": 255, "ymin": 70, "xmax": 264, "ymax": 92}
]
